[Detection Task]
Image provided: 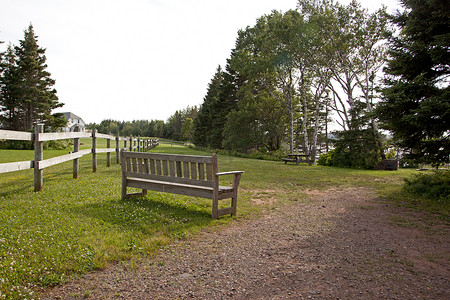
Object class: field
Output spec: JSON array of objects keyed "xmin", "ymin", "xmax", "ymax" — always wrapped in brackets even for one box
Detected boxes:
[{"xmin": 0, "ymin": 142, "xmax": 437, "ymax": 299}]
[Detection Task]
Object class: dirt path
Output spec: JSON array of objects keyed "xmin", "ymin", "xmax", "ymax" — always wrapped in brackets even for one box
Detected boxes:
[{"xmin": 43, "ymin": 187, "xmax": 449, "ymax": 299}]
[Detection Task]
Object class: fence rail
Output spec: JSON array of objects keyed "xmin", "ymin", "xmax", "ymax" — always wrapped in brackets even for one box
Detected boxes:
[{"xmin": 0, "ymin": 125, "xmax": 158, "ymax": 191}]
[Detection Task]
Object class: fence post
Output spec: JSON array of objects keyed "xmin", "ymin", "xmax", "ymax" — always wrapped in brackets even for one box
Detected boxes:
[
  {"xmin": 106, "ymin": 133, "xmax": 111, "ymax": 168},
  {"xmin": 129, "ymin": 136, "xmax": 133, "ymax": 152},
  {"xmin": 137, "ymin": 137, "xmax": 141, "ymax": 152},
  {"xmin": 116, "ymin": 133, "xmax": 120, "ymax": 164},
  {"xmin": 92, "ymin": 129, "xmax": 97, "ymax": 172},
  {"xmin": 73, "ymin": 126, "xmax": 80, "ymax": 179},
  {"xmin": 34, "ymin": 124, "xmax": 44, "ymax": 192}
]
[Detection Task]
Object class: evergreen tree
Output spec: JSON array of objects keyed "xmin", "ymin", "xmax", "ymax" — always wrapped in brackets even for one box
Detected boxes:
[
  {"xmin": 192, "ymin": 66, "xmax": 224, "ymax": 148},
  {"xmin": 377, "ymin": 0, "xmax": 450, "ymax": 166},
  {"xmin": 10, "ymin": 24, "xmax": 63, "ymax": 131},
  {"xmin": 0, "ymin": 44, "xmax": 21, "ymax": 129}
]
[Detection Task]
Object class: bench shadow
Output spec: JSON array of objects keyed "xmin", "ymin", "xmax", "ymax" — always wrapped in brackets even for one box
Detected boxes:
[{"xmin": 66, "ymin": 192, "xmax": 213, "ymax": 235}]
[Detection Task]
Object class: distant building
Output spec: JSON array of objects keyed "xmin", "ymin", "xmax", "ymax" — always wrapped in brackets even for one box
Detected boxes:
[{"xmin": 61, "ymin": 112, "xmax": 86, "ymax": 132}]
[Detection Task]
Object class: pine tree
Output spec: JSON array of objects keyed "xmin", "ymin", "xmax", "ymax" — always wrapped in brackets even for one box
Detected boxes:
[
  {"xmin": 0, "ymin": 44, "xmax": 21, "ymax": 129},
  {"xmin": 377, "ymin": 0, "xmax": 450, "ymax": 166},
  {"xmin": 192, "ymin": 66, "xmax": 224, "ymax": 148},
  {"xmin": 13, "ymin": 24, "xmax": 64, "ymax": 131}
]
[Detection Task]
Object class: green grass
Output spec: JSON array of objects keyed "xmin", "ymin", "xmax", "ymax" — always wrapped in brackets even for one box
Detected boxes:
[{"xmin": 0, "ymin": 141, "xmax": 441, "ymax": 299}]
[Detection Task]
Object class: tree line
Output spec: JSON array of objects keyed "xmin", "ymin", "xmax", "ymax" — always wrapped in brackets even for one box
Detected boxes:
[{"xmin": 86, "ymin": 105, "xmax": 198, "ymax": 141}]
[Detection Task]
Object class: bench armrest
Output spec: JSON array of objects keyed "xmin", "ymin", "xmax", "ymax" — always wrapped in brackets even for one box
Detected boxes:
[{"xmin": 216, "ymin": 171, "xmax": 244, "ymax": 176}]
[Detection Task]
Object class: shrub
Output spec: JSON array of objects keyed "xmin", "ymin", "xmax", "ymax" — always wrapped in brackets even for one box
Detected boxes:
[
  {"xmin": 404, "ymin": 170, "xmax": 450, "ymax": 202},
  {"xmin": 44, "ymin": 139, "xmax": 73, "ymax": 150},
  {"xmin": 318, "ymin": 150, "xmax": 335, "ymax": 166}
]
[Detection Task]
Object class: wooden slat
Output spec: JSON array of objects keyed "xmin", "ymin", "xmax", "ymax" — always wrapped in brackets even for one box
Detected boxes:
[
  {"xmin": 144, "ymin": 159, "xmax": 149, "ymax": 174},
  {"xmin": 39, "ymin": 152, "xmax": 84, "ymax": 169},
  {"xmin": 176, "ymin": 161, "xmax": 182, "ymax": 177},
  {"xmin": 162, "ymin": 160, "xmax": 169, "ymax": 175},
  {"xmin": 95, "ymin": 133, "xmax": 115, "ymax": 139},
  {"xmin": 150, "ymin": 159, "xmax": 156, "ymax": 174},
  {"xmin": 138, "ymin": 158, "xmax": 143, "ymax": 173},
  {"xmin": 122, "ymin": 152, "xmax": 212, "ymax": 164},
  {"xmin": 77, "ymin": 149, "xmax": 92, "ymax": 156},
  {"xmin": 206, "ymin": 163, "xmax": 213, "ymax": 181},
  {"xmin": 190, "ymin": 162, "xmax": 197, "ymax": 180},
  {"xmin": 0, "ymin": 130, "xmax": 33, "ymax": 141},
  {"xmin": 183, "ymin": 162, "xmax": 190, "ymax": 178},
  {"xmin": 126, "ymin": 157, "xmax": 131, "ymax": 172},
  {"xmin": 39, "ymin": 132, "xmax": 91, "ymax": 141},
  {"xmin": 198, "ymin": 163, "xmax": 205, "ymax": 180},
  {"xmin": 0, "ymin": 160, "xmax": 34, "ymax": 173},
  {"xmin": 169, "ymin": 160, "xmax": 175, "ymax": 177},
  {"xmin": 125, "ymin": 171, "xmax": 213, "ymax": 187},
  {"xmin": 132, "ymin": 158, "xmax": 137, "ymax": 172},
  {"xmin": 217, "ymin": 207, "xmax": 234, "ymax": 216},
  {"xmin": 94, "ymin": 148, "xmax": 115, "ymax": 153},
  {"xmin": 156, "ymin": 160, "xmax": 162, "ymax": 175}
]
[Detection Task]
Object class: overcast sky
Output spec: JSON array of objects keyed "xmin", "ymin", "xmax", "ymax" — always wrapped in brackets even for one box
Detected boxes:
[{"xmin": 0, "ymin": 0, "xmax": 401, "ymax": 124}]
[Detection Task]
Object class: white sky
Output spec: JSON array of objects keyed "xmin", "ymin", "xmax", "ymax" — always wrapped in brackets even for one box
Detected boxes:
[{"xmin": 0, "ymin": 0, "xmax": 401, "ymax": 124}]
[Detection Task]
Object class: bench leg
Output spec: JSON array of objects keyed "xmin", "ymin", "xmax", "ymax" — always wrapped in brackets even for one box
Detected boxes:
[
  {"xmin": 230, "ymin": 195, "xmax": 237, "ymax": 217},
  {"xmin": 121, "ymin": 177, "xmax": 127, "ymax": 199},
  {"xmin": 212, "ymin": 194, "xmax": 219, "ymax": 219}
]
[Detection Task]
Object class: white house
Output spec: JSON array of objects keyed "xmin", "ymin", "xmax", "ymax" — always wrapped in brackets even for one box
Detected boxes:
[{"xmin": 61, "ymin": 112, "xmax": 86, "ymax": 132}]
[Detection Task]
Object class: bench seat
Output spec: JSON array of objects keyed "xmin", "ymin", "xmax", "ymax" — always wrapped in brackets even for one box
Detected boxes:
[{"xmin": 126, "ymin": 177, "xmax": 235, "ymax": 199}]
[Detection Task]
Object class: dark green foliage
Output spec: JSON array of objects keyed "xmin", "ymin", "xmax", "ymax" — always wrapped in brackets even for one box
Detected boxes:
[
  {"xmin": 89, "ymin": 107, "xmax": 197, "ymax": 140},
  {"xmin": 0, "ymin": 24, "xmax": 63, "ymax": 131},
  {"xmin": 317, "ymin": 149, "xmax": 335, "ymax": 166},
  {"xmin": 193, "ymin": 65, "xmax": 239, "ymax": 149},
  {"xmin": 404, "ymin": 170, "xmax": 450, "ymax": 202},
  {"xmin": 321, "ymin": 128, "xmax": 381, "ymax": 169},
  {"xmin": 377, "ymin": 0, "xmax": 450, "ymax": 166},
  {"xmin": 165, "ymin": 106, "xmax": 198, "ymax": 141},
  {"xmin": 222, "ymin": 85, "xmax": 285, "ymax": 153},
  {"xmin": 0, "ymin": 140, "xmax": 33, "ymax": 150},
  {"xmin": 193, "ymin": 66, "xmax": 223, "ymax": 148}
]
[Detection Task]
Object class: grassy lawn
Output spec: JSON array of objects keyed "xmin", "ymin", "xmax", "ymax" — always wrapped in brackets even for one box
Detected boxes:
[{"xmin": 0, "ymin": 142, "xmax": 431, "ymax": 299}]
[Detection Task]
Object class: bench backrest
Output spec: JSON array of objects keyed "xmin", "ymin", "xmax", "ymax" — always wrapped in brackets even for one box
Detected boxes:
[{"xmin": 121, "ymin": 151, "xmax": 218, "ymax": 187}]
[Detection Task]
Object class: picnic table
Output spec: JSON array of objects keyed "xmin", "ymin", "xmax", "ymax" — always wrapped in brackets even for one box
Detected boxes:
[{"xmin": 281, "ymin": 154, "xmax": 312, "ymax": 165}]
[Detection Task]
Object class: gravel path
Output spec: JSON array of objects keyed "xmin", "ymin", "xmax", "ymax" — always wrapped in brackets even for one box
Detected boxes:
[{"xmin": 43, "ymin": 187, "xmax": 449, "ymax": 299}]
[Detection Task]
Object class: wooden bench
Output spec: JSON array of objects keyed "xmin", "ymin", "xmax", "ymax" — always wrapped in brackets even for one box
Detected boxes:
[{"xmin": 121, "ymin": 151, "xmax": 244, "ymax": 219}]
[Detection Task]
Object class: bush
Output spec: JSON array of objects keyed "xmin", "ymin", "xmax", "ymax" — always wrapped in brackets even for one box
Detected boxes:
[
  {"xmin": 44, "ymin": 139, "xmax": 73, "ymax": 150},
  {"xmin": 318, "ymin": 150, "xmax": 335, "ymax": 166},
  {"xmin": 404, "ymin": 170, "xmax": 450, "ymax": 202},
  {"xmin": 0, "ymin": 140, "xmax": 33, "ymax": 150}
]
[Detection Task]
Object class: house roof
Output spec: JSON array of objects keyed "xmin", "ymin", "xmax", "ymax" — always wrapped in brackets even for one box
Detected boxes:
[{"xmin": 62, "ymin": 112, "xmax": 83, "ymax": 121}]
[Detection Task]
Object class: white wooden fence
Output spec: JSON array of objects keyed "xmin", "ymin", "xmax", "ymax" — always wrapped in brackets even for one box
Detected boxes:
[{"xmin": 0, "ymin": 125, "xmax": 158, "ymax": 191}]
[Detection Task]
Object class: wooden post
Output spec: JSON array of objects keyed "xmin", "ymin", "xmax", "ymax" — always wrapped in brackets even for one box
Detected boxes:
[
  {"xmin": 73, "ymin": 126, "xmax": 80, "ymax": 179},
  {"xmin": 121, "ymin": 150, "xmax": 127, "ymax": 199},
  {"xmin": 106, "ymin": 134, "xmax": 111, "ymax": 168},
  {"xmin": 34, "ymin": 124, "xmax": 44, "ymax": 192},
  {"xmin": 116, "ymin": 133, "xmax": 120, "ymax": 164},
  {"xmin": 92, "ymin": 129, "xmax": 97, "ymax": 172},
  {"xmin": 137, "ymin": 137, "xmax": 141, "ymax": 152},
  {"xmin": 211, "ymin": 153, "xmax": 219, "ymax": 219},
  {"xmin": 129, "ymin": 136, "xmax": 133, "ymax": 152}
]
